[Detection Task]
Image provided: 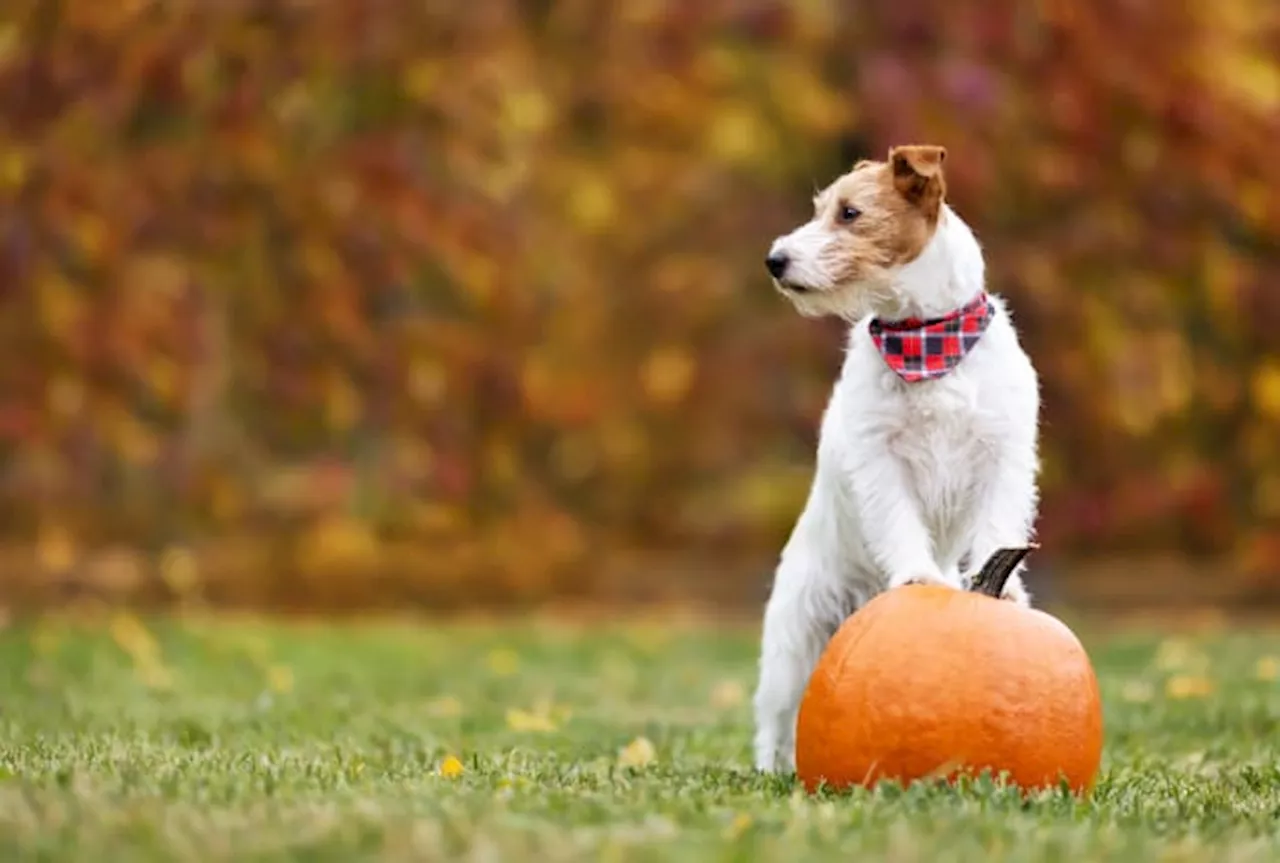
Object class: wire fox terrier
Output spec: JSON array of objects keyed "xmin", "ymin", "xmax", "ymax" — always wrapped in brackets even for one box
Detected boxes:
[{"xmin": 753, "ymin": 145, "xmax": 1041, "ymax": 773}]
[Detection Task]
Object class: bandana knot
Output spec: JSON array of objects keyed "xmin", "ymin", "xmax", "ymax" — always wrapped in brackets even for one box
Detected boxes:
[{"xmin": 868, "ymin": 293, "xmax": 994, "ymax": 382}]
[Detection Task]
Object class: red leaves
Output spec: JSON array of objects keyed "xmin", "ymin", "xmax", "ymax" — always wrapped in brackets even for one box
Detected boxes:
[{"xmin": 1, "ymin": 0, "xmax": 1278, "ymax": 605}]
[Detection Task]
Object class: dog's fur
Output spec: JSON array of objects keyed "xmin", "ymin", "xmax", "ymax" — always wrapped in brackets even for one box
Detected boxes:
[{"xmin": 753, "ymin": 145, "xmax": 1041, "ymax": 773}]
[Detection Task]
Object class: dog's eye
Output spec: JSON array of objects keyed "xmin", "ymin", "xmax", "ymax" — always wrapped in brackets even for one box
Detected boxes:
[{"xmin": 837, "ymin": 204, "xmax": 861, "ymax": 224}]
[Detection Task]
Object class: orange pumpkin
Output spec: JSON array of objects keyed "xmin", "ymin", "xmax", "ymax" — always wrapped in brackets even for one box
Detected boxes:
[{"xmin": 795, "ymin": 548, "xmax": 1103, "ymax": 794}]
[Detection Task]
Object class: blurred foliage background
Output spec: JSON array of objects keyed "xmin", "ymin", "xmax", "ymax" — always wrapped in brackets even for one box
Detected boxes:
[{"xmin": 1, "ymin": 0, "xmax": 1278, "ymax": 612}]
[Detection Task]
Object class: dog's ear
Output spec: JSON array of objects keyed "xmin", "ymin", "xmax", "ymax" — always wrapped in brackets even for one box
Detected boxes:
[{"xmin": 889, "ymin": 145, "xmax": 947, "ymax": 210}]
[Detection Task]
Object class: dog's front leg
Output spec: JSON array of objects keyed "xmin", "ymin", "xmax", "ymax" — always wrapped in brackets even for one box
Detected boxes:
[
  {"xmin": 847, "ymin": 448, "xmax": 954, "ymax": 590},
  {"xmin": 752, "ymin": 549, "xmax": 849, "ymax": 773},
  {"xmin": 963, "ymin": 455, "xmax": 1039, "ymax": 606}
]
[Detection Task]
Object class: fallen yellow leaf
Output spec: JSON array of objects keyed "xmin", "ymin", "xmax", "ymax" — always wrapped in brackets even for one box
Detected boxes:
[
  {"xmin": 135, "ymin": 659, "xmax": 173, "ymax": 691},
  {"xmin": 723, "ymin": 812, "xmax": 753, "ymax": 839},
  {"xmin": 1165, "ymin": 674, "xmax": 1215, "ymax": 700},
  {"xmin": 487, "ymin": 648, "xmax": 519, "ymax": 677},
  {"xmin": 1154, "ymin": 638, "xmax": 1205, "ymax": 672},
  {"xmin": 159, "ymin": 546, "xmax": 200, "ymax": 597},
  {"xmin": 439, "ymin": 755, "xmax": 465, "ymax": 778},
  {"xmin": 1120, "ymin": 680, "xmax": 1155, "ymax": 703},
  {"xmin": 1254, "ymin": 361, "xmax": 1280, "ymax": 420},
  {"xmin": 506, "ymin": 708, "xmax": 557, "ymax": 733},
  {"xmin": 427, "ymin": 695, "xmax": 463, "ymax": 718},
  {"xmin": 640, "ymin": 347, "xmax": 695, "ymax": 405},
  {"xmin": 267, "ymin": 664, "xmax": 294, "ymax": 694},
  {"xmin": 710, "ymin": 679, "xmax": 745, "ymax": 709},
  {"xmin": 1256, "ymin": 656, "xmax": 1280, "ymax": 682},
  {"xmin": 618, "ymin": 736, "xmax": 656, "ymax": 768},
  {"xmin": 110, "ymin": 613, "xmax": 161, "ymax": 663}
]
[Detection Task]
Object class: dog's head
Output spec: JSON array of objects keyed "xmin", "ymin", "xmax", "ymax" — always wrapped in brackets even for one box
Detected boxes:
[{"xmin": 765, "ymin": 144, "xmax": 949, "ymax": 319}]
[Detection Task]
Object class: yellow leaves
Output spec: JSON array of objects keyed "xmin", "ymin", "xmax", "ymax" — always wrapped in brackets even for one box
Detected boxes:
[
  {"xmin": 723, "ymin": 812, "xmax": 753, "ymax": 840},
  {"xmin": 505, "ymin": 699, "xmax": 570, "ymax": 733},
  {"xmin": 640, "ymin": 347, "xmax": 696, "ymax": 406},
  {"xmin": 71, "ymin": 213, "xmax": 108, "ymax": 260},
  {"xmin": 110, "ymin": 613, "xmax": 159, "ymax": 659},
  {"xmin": 426, "ymin": 695, "xmax": 464, "ymax": 718},
  {"xmin": 705, "ymin": 103, "xmax": 776, "ymax": 166},
  {"xmin": 718, "ymin": 463, "xmax": 818, "ymax": 535},
  {"xmin": 1154, "ymin": 638, "xmax": 1202, "ymax": 672},
  {"xmin": 505, "ymin": 707, "xmax": 559, "ymax": 733},
  {"xmin": 37, "ymin": 523, "xmax": 77, "ymax": 576},
  {"xmin": 1135, "ymin": 638, "xmax": 1220, "ymax": 701},
  {"xmin": 1107, "ymin": 329, "xmax": 1193, "ymax": 435},
  {"xmin": 159, "ymin": 546, "xmax": 200, "ymax": 598},
  {"xmin": 484, "ymin": 438, "xmax": 521, "ymax": 488},
  {"xmin": 1165, "ymin": 675, "xmax": 1215, "ymax": 700},
  {"xmin": 31, "ymin": 620, "xmax": 61, "ymax": 657},
  {"xmin": 487, "ymin": 648, "xmax": 520, "ymax": 677},
  {"xmin": 296, "ymin": 516, "xmax": 380, "ymax": 575},
  {"xmin": 0, "ymin": 0, "xmax": 1276, "ymax": 614},
  {"xmin": 709, "ymin": 679, "xmax": 746, "ymax": 710},
  {"xmin": 107, "ymin": 408, "xmax": 161, "ymax": 467},
  {"xmin": 1213, "ymin": 49, "xmax": 1280, "ymax": 114},
  {"xmin": 1253, "ymin": 474, "xmax": 1280, "ymax": 520},
  {"xmin": 1202, "ymin": 240, "xmax": 1241, "ymax": 328},
  {"xmin": 1236, "ymin": 182, "xmax": 1272, "ymax": 231},
  {"xmin": 402, "ymin": 59, "xmax": 442, "ymax": 103},
  {"xmin": 110, "ymin": 613, "xmax": 173, "ymax": 690},
  {"xmin": 617, "ymin": 736, "xmax": 656, "ymax": 768},
  {"xmin": 1251, "ymin": 360, "xmax": 1280, "ymax": 421},
  {"xmin": 0, "ymin": 146, "xmax": 27, "ymax": 192},
  {"xmin": 438, "ymin": 754, "xmax": 465, "ymax": 778},
  {"xmin": 209, "ymin": 475, "xmax": 247, "ymax": 524},
  {"xmin": 323, "ymin": 373, "xmax": 362, "ymax": 433},
  {"xmin": 266, "ymin": 664, "xmax": 294, "ymax": 694},
  {"xmin": 1119, "ymin": 680, "xmax": 1155, "ymax": 704},
  {"xmin": 1255, "ymin": 656, "xmax": 1280, "ymax": 682},
  {"xmin": 37, "ymin": 272, "xmax": 86, "ymax": 341},
  {"xmin": 568, "ymin": 173, "xmax": 617, "ymax": 232},
  {"xmin": 766, "ymin": 59, "xmax": 851, "ymax": 137},
  {"xmin": 412, "ymin": 502, "xmax": 466, "ymax": 537},
  {"xmin": 501, "ymin": 87, "xmax": 552, "ymax": 137}
]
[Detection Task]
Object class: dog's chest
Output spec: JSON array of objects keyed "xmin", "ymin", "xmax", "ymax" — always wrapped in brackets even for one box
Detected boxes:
[{"xmin": 881, "ymin": 375, "xmax": 996, "ymax": 522}]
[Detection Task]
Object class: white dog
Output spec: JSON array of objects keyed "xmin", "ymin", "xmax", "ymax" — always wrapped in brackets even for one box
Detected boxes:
[{"xmin": 752, "ymin": 145, "xmax": 1041, "ymax": 773}]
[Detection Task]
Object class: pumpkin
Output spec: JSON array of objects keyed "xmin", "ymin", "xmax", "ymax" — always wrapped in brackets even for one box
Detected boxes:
[{"xmin": 795, "ymin": 547, "xmax": 1103, "ymax": 794}]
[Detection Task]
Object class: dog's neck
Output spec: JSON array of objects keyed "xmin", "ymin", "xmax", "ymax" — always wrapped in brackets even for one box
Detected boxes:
[{"xmin": 868, "ymin": 206, "xmax": 986, "ymax": 323}]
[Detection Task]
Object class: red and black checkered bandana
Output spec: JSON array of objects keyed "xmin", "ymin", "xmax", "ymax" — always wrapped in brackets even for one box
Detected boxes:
[{"xmin": 868, "ymin": 293, "xmax": 994, "ymax": 382}]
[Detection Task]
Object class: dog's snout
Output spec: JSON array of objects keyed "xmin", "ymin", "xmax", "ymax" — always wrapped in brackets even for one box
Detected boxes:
[{"xmin": 765, "ymin": 252, "xmax": 790, "ymax": 278}]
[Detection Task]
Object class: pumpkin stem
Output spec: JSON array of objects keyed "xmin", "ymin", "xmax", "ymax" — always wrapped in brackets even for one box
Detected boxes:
[{"xmin": 969, "ymin": 545, "xmax": 1038, "ymax": 598}]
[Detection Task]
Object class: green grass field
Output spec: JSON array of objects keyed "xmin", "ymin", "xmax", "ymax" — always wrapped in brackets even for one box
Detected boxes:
[{"xmin": 1, "ymin": 611, "xmax": 1279, "ymax": 861}]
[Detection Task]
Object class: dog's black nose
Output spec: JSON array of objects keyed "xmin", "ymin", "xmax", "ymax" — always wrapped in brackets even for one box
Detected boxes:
[{"xmin": 765, "ymin": 252, "xmax": 789, "ymax": 278}]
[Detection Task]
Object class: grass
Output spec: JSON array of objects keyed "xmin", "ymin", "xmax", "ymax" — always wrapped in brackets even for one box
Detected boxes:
[{"xmin": 1, "ymin": 610, "xmax": 1280, "ymax": 861}]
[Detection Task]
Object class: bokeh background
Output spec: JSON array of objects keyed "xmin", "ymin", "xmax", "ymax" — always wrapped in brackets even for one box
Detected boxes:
[{"xmin": 2, "ymin": 0, "xmax": 1278, "ymax": 616}]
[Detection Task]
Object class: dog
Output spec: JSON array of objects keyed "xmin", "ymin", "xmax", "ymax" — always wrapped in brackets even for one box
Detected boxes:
[{"xmin": 752, "ymin": 145, "xmax": 1041, "ymax": 773}]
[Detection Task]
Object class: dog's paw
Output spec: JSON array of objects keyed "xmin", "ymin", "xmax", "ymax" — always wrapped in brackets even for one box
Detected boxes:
[
  {"xmin": 889, "ymin": 568, "xmax": 961, "ymax": 592},
  {"xmin": 753, "ymin": 729, "xmax": 797, "ymax": 774},
  {"xmin": 753, "ymin": 745, "xmax": 796, "ymax": 775}
]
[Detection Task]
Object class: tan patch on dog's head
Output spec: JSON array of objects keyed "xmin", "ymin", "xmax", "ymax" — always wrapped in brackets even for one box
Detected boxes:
[
  {"xmin": 812, "ymin": 145, "xmax": 948, "ymax": 287},
  {"xmin": 766, "ymin": 143, "xmax": 952, "ymax": 317}
]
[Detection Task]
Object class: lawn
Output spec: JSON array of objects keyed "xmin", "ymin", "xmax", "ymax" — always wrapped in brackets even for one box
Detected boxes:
[{"xmin": 1, "ymin": 610, "xmax": 1279, "ymax": 861}]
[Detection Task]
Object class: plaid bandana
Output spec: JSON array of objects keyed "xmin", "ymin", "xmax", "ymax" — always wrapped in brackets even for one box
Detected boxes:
[{"xmin": 868, "ymin": 293, "xmax": 994, "ymax": 382}]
